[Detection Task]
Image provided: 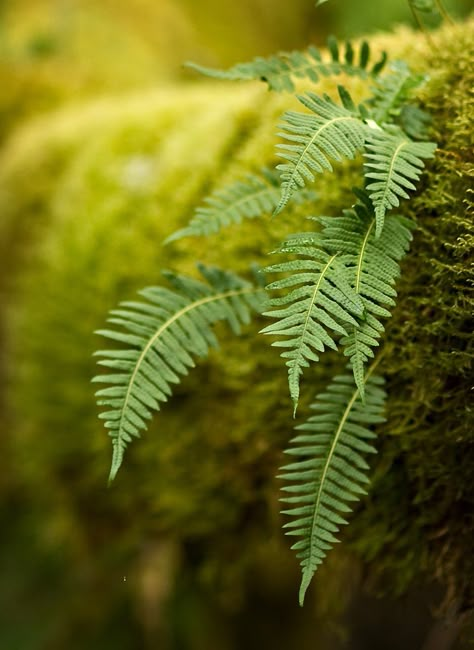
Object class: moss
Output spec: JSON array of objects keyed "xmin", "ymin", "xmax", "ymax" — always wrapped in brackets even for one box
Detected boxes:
[
  {"xmin": 347, "ymin": 21, "xmax": 474, "ymax": 609},
  {"xmin": 1, "ymin": 18, "xmax": 473, "ymax": 645}
]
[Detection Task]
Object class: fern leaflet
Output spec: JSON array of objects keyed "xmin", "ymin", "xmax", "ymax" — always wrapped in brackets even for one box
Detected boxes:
[
  {"xmin": 279, "ymin": 370, "xmax": 386, "ymax": 605},
  {"xmin": 364, "ymin": 129, "xmax": 436, "ymax": 236},
  {"xmin": 165, "ymin": 169, "xmax": 316, "ymax": 242},
  {"xmin": 186, "ymin": 38, "xmax": 386, "ymax": 93},
  {"xmin": 261, "ymin": 245, "xmax": 363, "ymax": 413},
  {"xmin": 93, "ymin": 265, "xmax": 265, "ymax": 483},
  {"xmin": 276, "ymin": 86, "xmax": 366, "ymax": 214}
]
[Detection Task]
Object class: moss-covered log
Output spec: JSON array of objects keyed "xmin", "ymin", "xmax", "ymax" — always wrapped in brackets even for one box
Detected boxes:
[{"xmin": 1, "ymin": 19, "xmax": 473, "ymax": 648}]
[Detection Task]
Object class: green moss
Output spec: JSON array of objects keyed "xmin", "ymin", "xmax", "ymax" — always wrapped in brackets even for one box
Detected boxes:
[{"xmin": 1, "ymin": 19, "xmax": 473, "ymax": 643}]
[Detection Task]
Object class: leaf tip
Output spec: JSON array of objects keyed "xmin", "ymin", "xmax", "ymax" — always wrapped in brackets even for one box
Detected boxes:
[
  {"xmin": 299, "ymin": 569, "xmax": 313, "ymax": 606},
  {"xmin": 108, "ymin": 445, "xmax": 123, "ymax": 485}
]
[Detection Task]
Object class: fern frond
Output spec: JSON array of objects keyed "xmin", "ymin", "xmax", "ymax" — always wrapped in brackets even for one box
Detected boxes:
[
  {"xmin": 165, "ymin": 169, "xmax": 316, "ymax": 242},
  {"xmin": 93, "ymin": 265, "xmax": 265, "ymax": 483},
  {"xmin": 316, "ymin": 195, "xmax": 413, "ymax": 396},
  {"xmin": 398, "ymin": 104, "xmax": 432, "ymax": 141},
  {"xmin": 186, "ymin": 38, "xmax": 386, "ymax": 93},
  {"xmin": 261, "ymin": 245, "xmax": 364, "ymax": 413},
  {"xmin": 276, "ymin": 86, "xmax": 366, "ymax": 214},
  {"xmin": 367, "ymin": 61, "xmax": 427, "ymax": 127},
  {"xmin": 364, "ymin": 129, "xmax": 436, "ymax": 236},
  {"xmin": 279, "ymin": 370, "xmax": 386, "ymax": 605}
]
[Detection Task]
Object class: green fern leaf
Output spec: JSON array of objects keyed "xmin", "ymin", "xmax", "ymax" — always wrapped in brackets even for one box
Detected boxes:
[
  {"xmin": 279, "ymin": 370, "xmax": 386, "ymax": 605},
  {"xmin": 364, "ymin": 130, "xmax": 436, "ymax": 236},
  {"xmin": 165, "ymin": 169, "xmax": 316, "ymax": 242},
  {"xmin": 275, "ymin": 86, "xmax": 366, "ymax": 214},
  {"xmin": 186, "ymin": 39, "xmax": 386, "ymax": 93},
  {"xmin": 367, "ymin": 61, "xmax": 427, "ymax": 128},
  {"xmin": 398, "ymin": 104, "xmax": 432, "ymax": 141},
  {"xmin": 261, "ymin": 245, "xmax": 364, "ymax": 413},
  {"xmin": 316, "ymin": 194, "xmax": 413, "ymax": 396},
  {"xmin": 93, "ymin": 265, "xmax": 265, "ymax": 483}
]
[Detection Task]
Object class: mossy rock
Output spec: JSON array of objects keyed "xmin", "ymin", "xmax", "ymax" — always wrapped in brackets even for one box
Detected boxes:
[{"xmin": 1, "ymin": 19, "xmax": 473, "ymax": 647}]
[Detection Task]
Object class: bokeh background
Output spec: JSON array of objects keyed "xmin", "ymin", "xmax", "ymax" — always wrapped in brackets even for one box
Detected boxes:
[{"xmin": 1, "ymin": 1, "xmax": 473, "ymax": 649}]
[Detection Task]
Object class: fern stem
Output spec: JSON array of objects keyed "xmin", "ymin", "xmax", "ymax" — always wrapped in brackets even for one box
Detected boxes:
[
  {"xmin": 355, "ymin": 220, "xmax": 375, "ymax": 293},
  {"xmin": 434, "ymin": 0, "xmax": 455, "ymax": 25},
  {"xmin": 408, "ymin": 1, "xmax": 438, "ymax": 50}
]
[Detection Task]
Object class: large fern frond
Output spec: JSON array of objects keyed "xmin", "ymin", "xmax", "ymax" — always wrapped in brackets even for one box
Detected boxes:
[
  {"xmin": 93, "ymin": 265, "xmax": 265, "ymax": 483},
  {"xmin": 165, "ymin": 169, "xmax": 315, "ymax": 242},
  {"xmin": 279, "ymin": 369, "xmax": 386, "ymax": 605},
  {"xmin": 261, "ymin": 245, "xmax": 364, "ymax": 413},
  {"xmin": 364, "ymin": 129, "xmax": 436, "ymax": 236},
  {"xmin": 186, "ymin": 38, "xmax": 386, "ymax": 93},
  {"xmin": 276, "ymin": 86, "xmax": 366, "ymax": 214},
  {"xmin": 316, "ymin": 194, "xmax": 413, "ymax": 396}
]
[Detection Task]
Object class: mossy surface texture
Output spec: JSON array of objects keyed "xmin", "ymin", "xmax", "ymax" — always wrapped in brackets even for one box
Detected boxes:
[{"xmin": 1, "ymin": 18, "xmax": 473, "ymax": 647}]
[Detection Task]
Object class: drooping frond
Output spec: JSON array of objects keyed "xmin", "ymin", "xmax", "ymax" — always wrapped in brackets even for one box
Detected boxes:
[
  {"xmin": 261, "ymin": 244, "xmax": 363, "ymax": 413},
  {"xmin": 93, "ymin": 265, "xmax": 265, "ymax": 483},
  {"xmin": 364, "ymin": 129, "xmax": 436, "ymax": 236},
  {"xmin": 315, "ymin": 193, "xmax": 413, "ymax": 396},
  {"xmin": 279, "ymin": 370, "xmax": 386, "ymax": 605},
  {"xmin": 367, "ymin": 61, "xmax": 428, "ymax": 129},
  {"xmin": 186, "ymin": 38, "xmax": 386, "ymax": 93},
  {"xmin": 275, "ymin": 86, "xmax": 366, "ymax": 214},
  {"xmin": 165, "ymin": 169, "xmax": 316, "ymax": 242}
]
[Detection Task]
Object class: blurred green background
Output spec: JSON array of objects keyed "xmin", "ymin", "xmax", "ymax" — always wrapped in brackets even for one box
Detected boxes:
[{"xmin": 1, "ymin": 1, "xmax": 473, "ymax": 649}]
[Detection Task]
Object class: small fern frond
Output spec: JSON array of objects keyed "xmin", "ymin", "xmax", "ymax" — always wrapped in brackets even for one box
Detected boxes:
[
  {"xmin": 279, "ymin": 369, "xmax": 386, "ymax": 605},
  {"xmin": 276, "ymin": 86, "xmax": 366, "ymax": 214},
  {"xmin": 165, "ymin": 169, "xmax": 316, "ymax": 242},
  {"xmin": 93, "ymin": 265, "xmax": 265, "ymax": 483},
  {"xmin": 261, "ymin": 244, "xmax": 364, "ymax": 413},
  {"xmin": 364, "ymin": 129, "xmax": 436, "ymax": 236},
  {"xmin": 398, "ymin": 104, "xmax": 432, "ymax": 141},
  {"xmin": 316, "ymin": 195, "xmax": 413, "ymax": 396},
  {"xmin": 186, "ymin": 38, "xmax": 386, "ymax": 93},
  {"xmin": 367, "ymin": 61, "xmax": 427, "ymax": 127}
]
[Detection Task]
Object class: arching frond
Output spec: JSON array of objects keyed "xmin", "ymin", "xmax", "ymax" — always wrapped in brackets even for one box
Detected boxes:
[
  {"xmin": 186, "ymin": 38, "xmax": 386, "ymax": 93},
  {"xmin": 279, "ymin": 370, "xmax": 386, "ymax": 605},
  {"xmin": 276, "ymin": 86, "xmax": 366, "ymax": 214},
  {"xmin": 316, "ymin": 194, "xmax": 413, "ymax": 396},
  {"xmin": 364, "ymin": 130, "xmax": 436, "ymax": 236},
  {"xmin": 165, "ymin": 169, "xmax": 316, "ymax": 242},
  {"xmin": 261, "ymin": 244, "xmax": 364, "ymax": 413},
  {"xmin": 93, "ymin": 265, "xmax": 265, "ymax": 483}
]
